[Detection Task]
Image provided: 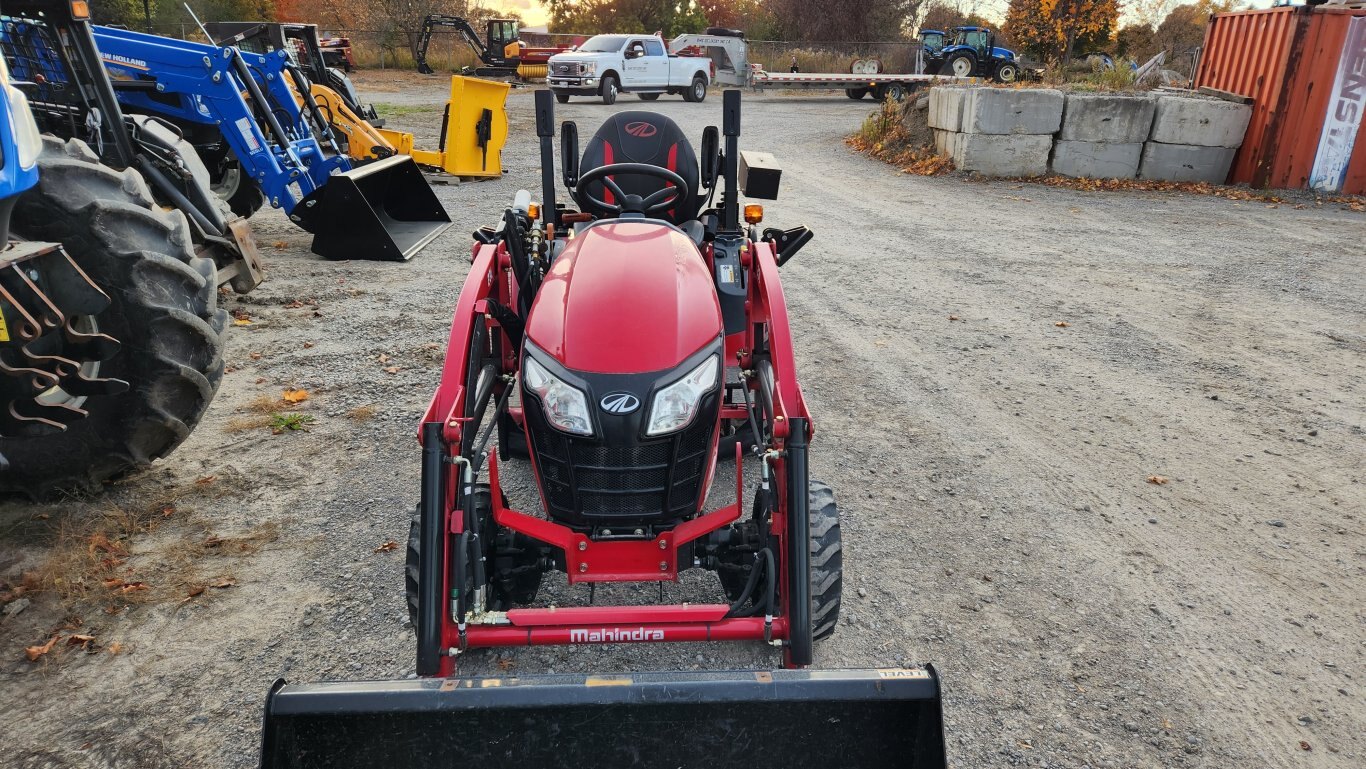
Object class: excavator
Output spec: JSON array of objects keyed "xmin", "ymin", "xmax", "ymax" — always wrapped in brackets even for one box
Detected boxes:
[{"xmin": 414, "ymin": 15, "xmax": 570, "ymax": 80}]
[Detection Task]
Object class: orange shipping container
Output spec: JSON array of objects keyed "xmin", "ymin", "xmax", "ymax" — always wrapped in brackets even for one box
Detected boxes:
[{"xmin": 1195, "ymin": 6, "xmax": 1366, "ymax": 194}]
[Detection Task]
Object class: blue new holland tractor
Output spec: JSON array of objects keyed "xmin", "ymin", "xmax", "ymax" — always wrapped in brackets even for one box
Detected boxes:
[{"xmin": 920, "ymin": 27, "xmax": 1020, "ymax": 83}]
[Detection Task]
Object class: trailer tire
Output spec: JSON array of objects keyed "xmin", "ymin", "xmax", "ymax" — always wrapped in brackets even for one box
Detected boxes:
[
  {"xmin": 845, "ymin": 88, "xmax": 869, "ymax": 100},
  {"xmin": 883, "ymin": 82, "xmax": 909, "ymax": 102},
  {"xmin": 808, "ymin": 480, "xmax": 842, "ymax": 641},
  {"xmin": 600, "ymin": 74, "xmax": 619, "ymax": 105},
  {"xmin": 3, "ymin": 137, "xmax": 228, "ymax": 497},
  {"xmin": 684, "ymin": 76, "xmax": 707, "ymax": 103},
  {"xmin": 555, "ymin": 93, "xmax": 570, "ymax": 104}
]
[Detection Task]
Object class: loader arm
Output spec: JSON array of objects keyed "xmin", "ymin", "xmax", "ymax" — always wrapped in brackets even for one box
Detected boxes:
[
  {"xmin": 91, "ymin": 25, "xmax": 344, "ymax": 216},
  {"xmin": 416, "ymin": 14, "xmax": 495, "ymax": 74},
  {"xmin": 299, "ymin": 82, "xmax": 398, "ymax": 162}
]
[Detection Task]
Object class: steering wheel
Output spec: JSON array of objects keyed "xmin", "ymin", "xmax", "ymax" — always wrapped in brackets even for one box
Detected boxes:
[{"xmin": 574, "ymin": 163, "xmax": 691, "ymax": 218}]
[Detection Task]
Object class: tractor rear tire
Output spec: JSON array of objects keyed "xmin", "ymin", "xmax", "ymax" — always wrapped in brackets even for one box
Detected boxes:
[
  {"xmin": 941, "ymin": 52, "xmax": 977, "ymax": 79},
  {"xmin": 809, "ymin": 480, "xmax": 842, "ymax": 640},
  {"xmin": 3, "ymin": 137, "xmax": 228, "ymax": 497}
]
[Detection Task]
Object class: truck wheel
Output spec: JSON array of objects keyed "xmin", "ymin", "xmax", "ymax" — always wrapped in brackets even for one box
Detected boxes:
[
  {"xmin": 994, "ymin": 62, "xmax": 1019, "ymax": 83},
  {"xmin": 3, "ymin": 137, "xmax": 228, "ymax": 497},
  {"xmin": 941, "ymin": 52, "xmax": 977, "ymax": 79},
  {"xmin": 684, "ymin": 76, "xmax": 707, "ymax": 103},
  {"xmin": 212, "ymin": 158, "xmax": 266, "ymax": 218},
  {"xmin": 638, "ymin": 92, "xmax": 660, "ymax": 101},
  {"xmin": 556, "ymin": 93, "xmax": 570, "ymax": 104},
  {"xmin": 845, "ymin": 88, "xmax": 869, "ymax": 100},
  {"xmin": 600, "ymin": 74, "xmax": 619, "ymax": 105}
]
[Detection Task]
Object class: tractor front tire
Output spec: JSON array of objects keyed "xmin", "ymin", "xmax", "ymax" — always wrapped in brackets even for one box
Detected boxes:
[
  {"xmin": 809, "ymin": 480, "xmax": 843, "ymax": 640},
  {"xmin": 3, "ymin": 137, "xmax": 228, "ymax": 497},
  {"xmin": 212, "ymin": 158, "xmax": 266, "ymax": 219}
]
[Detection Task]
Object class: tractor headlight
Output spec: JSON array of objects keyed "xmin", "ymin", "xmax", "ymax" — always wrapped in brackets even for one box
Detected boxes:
[
  {"xmin": 646, "ymin": 355, "xmax": 719, "ymax": 436},
  {"xmin": 0, "ymin": 58, "xmax": 43, "ymax": 170},
  {"xmin": 524, "ymin": 356, "xmax": 593, "ymax": 436}
]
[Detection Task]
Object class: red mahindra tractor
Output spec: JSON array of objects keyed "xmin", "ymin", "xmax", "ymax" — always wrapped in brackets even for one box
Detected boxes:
[{"xmin": 261, "ymin": 90, "xmax": 946, "ymax": 768}]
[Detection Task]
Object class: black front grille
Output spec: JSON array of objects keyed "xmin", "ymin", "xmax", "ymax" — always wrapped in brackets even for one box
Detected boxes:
[{"xmin": 528, "ymin": 405, "xmax": 716, "ymax": 526}]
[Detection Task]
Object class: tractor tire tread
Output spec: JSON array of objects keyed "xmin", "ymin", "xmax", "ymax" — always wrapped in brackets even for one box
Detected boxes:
[
  {"xmin": 808, "ymin": 480, "xmax": 842, "ymax": 641},
  {"xmin": 2, "ymin": 136, "xmax": 226, "ymax": 497}
]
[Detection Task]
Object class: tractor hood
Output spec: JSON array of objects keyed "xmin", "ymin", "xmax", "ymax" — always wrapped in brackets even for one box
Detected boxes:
[{"xmin": 525, "ymin": 221, "xmax": 721, "ymax": 375}]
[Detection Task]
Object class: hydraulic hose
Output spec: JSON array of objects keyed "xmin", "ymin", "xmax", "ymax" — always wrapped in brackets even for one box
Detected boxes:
[{"xmin": 724, "ymin": 551, "xmax": 764, "ymax": 617}]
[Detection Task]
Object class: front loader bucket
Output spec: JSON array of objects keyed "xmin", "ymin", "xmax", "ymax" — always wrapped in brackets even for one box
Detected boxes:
[
  {"xmin": 261, "ymin": 667, "xmax": 946, "ymax": 769},
  {"xmin": 294, "ymin": 155, "xmax": 451, "ymax": 262}
]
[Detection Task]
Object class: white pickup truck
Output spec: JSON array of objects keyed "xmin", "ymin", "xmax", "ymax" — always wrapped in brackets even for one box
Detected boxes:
[{"xmin": 547, "ymin": 34, "xmax": 712, "ymax": 105}]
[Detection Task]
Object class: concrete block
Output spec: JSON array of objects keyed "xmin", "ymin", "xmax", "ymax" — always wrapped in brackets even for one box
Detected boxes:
[
  {"xmin": 928, "ymin": 86, "xmax": 969, "ymax": 132},
  {"xmin": 1051, "ymin": 140, "xmax": 1143, "ymax": 179},
  {"xmin": 933, "ymin": 129, "xmax": 959, "ymax": 159},
  {"xmin": 1060, "ymin": 93, "xmax": 1155, "ymax": 143},
  {"xmin": 1139, "ymin": 142, "xmax": 1237, "ymax": 183},
  {"xmin": 1149, "ymin": 96, "xmax": 1252, "ymax": 148},
  {"xmin": 954, "ymin": 133, "xmax": 1053, "ymax": 177},
  {"xmin": 962, "ymin": 87, "xmax": 1064, "ymax": 135}
]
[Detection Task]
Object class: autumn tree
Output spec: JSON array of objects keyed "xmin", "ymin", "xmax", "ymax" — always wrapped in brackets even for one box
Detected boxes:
[
  {"xmin": 781, "ymin": 0, "xmax": 918, "ymax": 42},
  {"xmin": 1003, "ymin": 0, "xmax": 1119, "ymax": 62},
  {"xmin": 1115, "ymin": 22, "xmax": 1157, "ymax": 61},
  {"xmin": 548, "ymin": 1, "xmax": 709, "ymax": 37},
  {"xmin": 1154, "ymin": 0, "xmax": 1235, "ymax": 57}
]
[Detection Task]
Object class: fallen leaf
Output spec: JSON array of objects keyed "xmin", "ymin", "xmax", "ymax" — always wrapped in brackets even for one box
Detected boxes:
[
  {"xmin": 232, "ymin": 318, "xmax": 253, "ymax": 327},
  {"xmin": 211, "ymin": 578, "xmax": 236, "ymax": 589},
  {"xmin": 1055, "ymin": 321, "xmax": 1070, "ymax": 328},
  {"xmin": 161, "ymin": 505, "xmax": 176, "ymax": 518},
  {"xmin": 255, "ymin": 377, "xmax": 266, "ymax": 384},
  {"xmin": 203, "ymin": 535, "xmax": 224, "ymax": 548},
  {"xmin": 282, "ymin": 389, "xmax": 310, "ymax": 404},
  {"xmin": 67, "ymin": 634, "xmax": 96, "ymax": 649},
  {"xmin": 272, "ymin": 241, "xmax": 288, "ymax": 249},
  {"xmin": 1299, "ymin": 741, "xmax": 1311, "ymax": 751},
  {"xmin": 249, "ymin": 352, "xmax": 263, "ymax": 360},
  {"xmin": 102, "ymin": 577, "xmax": 126, "ymax": 589},
  {"xmin": 186, "ymin": 586, "xmax": 206, "ymax": 598},
  {"xmin": 25, "ymin": 635, "xmax": 59, "ymax": 662},
  {"xmin": 383, "ymin": 366, "xmax": 400, "ymax": 374},
  {"xmin": 374, "ymin": 540, "xmax": 398, "ymax": 553},
  {"xmin": 118, "ymin": 582, "xmax": 148, "ymax": 594},
  {"xmin": 377, "ymin": 353, "xmax": 391, "ymax": 364},
  {"xmin": 497, "ymin": 658, "xmax": 516, "ymax": 671},
  {"xmin": 1162, "ymin": 718, "xmax": 1173, "ymax": 730},
  {"xmin": 88, "ymin": 533, "xmax": 125, "ymax": 556},
  {"xmin": 948, "ymin": 315, "xmax": 960, "ymax": 321},
  {"xmin": 1147, "ymin": 475, "xmax": 1169, "ymax": 485},
  {"xmin": 195, "ymin": 475, "xmax": 217, "ymax": 486},
  {"xmin": 107, "ymin": 642, "xmax": 125, "ymax": 655},
  {"xmin": 303, "ymin": 341, "xmax": 315, "ymax": 349}
]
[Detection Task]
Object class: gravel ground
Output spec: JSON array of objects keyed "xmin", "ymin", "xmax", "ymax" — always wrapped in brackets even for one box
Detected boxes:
[{"xmin": 1, "ymin": 73, "xmax": 1363, "ymax": 768}]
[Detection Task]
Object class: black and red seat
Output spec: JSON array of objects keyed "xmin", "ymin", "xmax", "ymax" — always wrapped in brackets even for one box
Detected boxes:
[{"xmin": 574, "ymin": 111, "xmax": 702, "ymax": 226}]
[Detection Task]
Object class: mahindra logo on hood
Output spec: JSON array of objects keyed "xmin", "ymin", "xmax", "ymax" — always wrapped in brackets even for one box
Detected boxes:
[
  {"xmin": 600, "ymin": 392, "xmax": 641, "ymax": 414},
  {"xmin": 624, "ymin": 121, "xmax": 658, "ymax": 138}
]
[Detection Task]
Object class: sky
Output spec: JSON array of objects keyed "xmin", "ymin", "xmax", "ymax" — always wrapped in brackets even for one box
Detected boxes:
[{"xmin": 491, "ymin": 0, "xmax": 1283, "ymax": 33}]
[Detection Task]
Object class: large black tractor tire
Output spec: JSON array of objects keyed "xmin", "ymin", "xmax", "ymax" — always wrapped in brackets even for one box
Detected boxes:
[
  {"xmin": 212, "ymin": 158, "xmax": 266, "ymax": 219},
  {"xmin": 940, "ymin": 52, "xmax": 977, "ymax": 79},
  {"xmin": 3, "ymin": 137, "xmax": 228, "ymax": 497},
  {"xmin": 808, "ymin": 480, "xmax": 842, "ymax": 640},
  {"xmin": 600, "ymin": 74, "xmax": 619, "ymax": 105}
]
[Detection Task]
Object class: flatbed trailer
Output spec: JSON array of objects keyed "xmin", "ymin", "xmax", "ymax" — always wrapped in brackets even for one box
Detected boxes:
[{"xmin": 670, "ymin": 33, "xmax": 976, "ymax": 100}]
